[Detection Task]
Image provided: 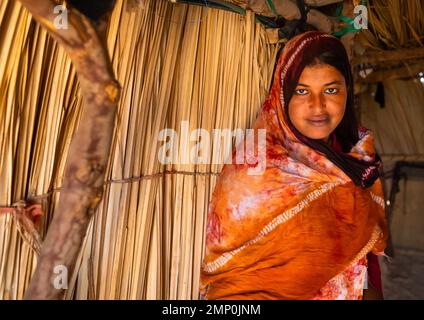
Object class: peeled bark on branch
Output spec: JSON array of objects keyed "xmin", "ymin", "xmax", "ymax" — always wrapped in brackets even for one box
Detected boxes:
[
  {"xmin": 225, "ymin": 0, "xmax": 357, "ymax": 58},
  {"xmin": 20, "ymin": 0, "xmax": 120, "ymax": 300},
  {"xmin": 227, "ymin": 0, "xmax": 341, "ymax": 33}
]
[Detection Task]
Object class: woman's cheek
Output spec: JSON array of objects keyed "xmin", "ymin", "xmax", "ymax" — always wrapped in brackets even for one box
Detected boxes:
[
  {"xmin": 289, "ymin": 97, "xmax": 308, "ymax": 117},
  {"xmin": 326, "ymin": 95, "xmax": 346, "ymax": 116}
]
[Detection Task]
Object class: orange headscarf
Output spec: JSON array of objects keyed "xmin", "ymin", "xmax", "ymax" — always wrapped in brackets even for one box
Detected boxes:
[{"xmin": 200, "ymin": 32, "xmax": 388, "ymax": 300}]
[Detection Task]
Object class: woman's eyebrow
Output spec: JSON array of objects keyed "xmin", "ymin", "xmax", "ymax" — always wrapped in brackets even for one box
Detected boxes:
[
  {"xmin": 324, "ymin": 80, "xmax": 343, "ymax": 86},
  {"xmin": 296, "ymin": 80, "xmax": 343, "ymax": 87}
]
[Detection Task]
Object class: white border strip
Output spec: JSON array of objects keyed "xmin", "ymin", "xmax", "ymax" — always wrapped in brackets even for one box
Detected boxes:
[{"xmin": 370, "ymin": 192, "xmax": 385, "ymax": 209}]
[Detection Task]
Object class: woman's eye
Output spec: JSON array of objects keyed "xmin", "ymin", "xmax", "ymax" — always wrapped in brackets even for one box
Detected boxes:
[
  {"xmin": 324, "ymin": 88, "xmax": 339, "ymax": 94},
  {"xmin": 295, "ymin": 89, "xmax": 308, "ymax": 95}
]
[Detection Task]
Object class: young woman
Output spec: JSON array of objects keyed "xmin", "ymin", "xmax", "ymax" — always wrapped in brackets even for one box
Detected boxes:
[{"xmin": 200, "ymin": 31, "xmax": 388, "ymax": 300}]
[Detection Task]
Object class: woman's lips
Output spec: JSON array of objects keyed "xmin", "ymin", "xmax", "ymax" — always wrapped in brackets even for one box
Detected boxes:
[{"xmin": 306, "ymin": 116, "xmax": 330, "ymax": 126}]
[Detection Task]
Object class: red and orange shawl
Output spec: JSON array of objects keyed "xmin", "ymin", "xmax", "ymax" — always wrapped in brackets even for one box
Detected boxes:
[{"xmin": 200, "ymin": 32, "xmax": 388, "ymax": 300}]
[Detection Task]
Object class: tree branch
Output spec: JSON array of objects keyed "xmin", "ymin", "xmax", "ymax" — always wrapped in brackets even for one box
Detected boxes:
[
  {"xmin": 19, "ymin": 0, "xmax": 120, "ymax": 300},
  {"xmin": 352, "ymin": 47, "xmax": 424, "ymax": 66},
  {"xmin": 222, "ymin": 0, "xmax": 356, "ymax": 56},
  {"xmin": 226, "ymin": 0, "xmax": 340, "ymax": 33}
]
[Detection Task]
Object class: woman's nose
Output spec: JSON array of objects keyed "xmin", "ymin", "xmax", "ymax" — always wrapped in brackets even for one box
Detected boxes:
[{"xmin": 309, "ymin": 93, "xmax": 326, "ymax": 112}]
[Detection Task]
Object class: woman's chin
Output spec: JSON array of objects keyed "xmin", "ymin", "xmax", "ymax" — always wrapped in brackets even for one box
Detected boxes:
[{"xmin": 301, "ymin": 130, "xmax": 332, "ymax": 141}]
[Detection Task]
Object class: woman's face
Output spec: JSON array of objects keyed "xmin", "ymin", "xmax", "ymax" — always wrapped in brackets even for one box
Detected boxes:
[{"xmin": 288, "ymin": 64, "xmax": 347, "ymax": 143}]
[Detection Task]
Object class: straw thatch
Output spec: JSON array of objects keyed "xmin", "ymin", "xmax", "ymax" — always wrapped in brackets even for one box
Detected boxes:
[
  {"xmin": 355, "ymin": 0, "xmax": 424, "ymax": 82},
  {"xmin": 0, "ymin": 0, "xmax": 279, "ymax": 299},
  {"xmin": 358, "ymin": 0, "xmax": 424, "ymax": 50}
]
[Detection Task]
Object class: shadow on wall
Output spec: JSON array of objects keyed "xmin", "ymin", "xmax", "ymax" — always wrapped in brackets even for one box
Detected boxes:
[
  {"xmin": 381, "ymin": 166, "xmax": 424, "ymax": 299},
  {"xmin": 360, "ymin": 79, "xmax": 424, "ymax": 300}
]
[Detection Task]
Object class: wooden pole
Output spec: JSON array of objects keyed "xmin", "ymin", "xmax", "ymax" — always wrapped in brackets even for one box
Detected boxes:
[
  {"xmin": 19, "ymin": 0, "xmax": 121, "ymax": 299},
  {"xmin": 352, "ymin": 47, "xmax": 424, "ymax": 66}
]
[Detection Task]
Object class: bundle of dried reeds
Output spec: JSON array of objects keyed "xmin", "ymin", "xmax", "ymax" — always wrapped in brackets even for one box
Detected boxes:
[
  {"xmin": 0, "ymin": 0, "xmax": 278, "ymax": 299},
  {"xmin": 358, "ymin": 0, "xmax": 424, "ymax": 50}
]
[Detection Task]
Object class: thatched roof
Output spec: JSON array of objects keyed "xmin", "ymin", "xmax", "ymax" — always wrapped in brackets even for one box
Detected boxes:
[{"xmin": 354, "ymin": 0, "xmax": 424, "ymax": 82}]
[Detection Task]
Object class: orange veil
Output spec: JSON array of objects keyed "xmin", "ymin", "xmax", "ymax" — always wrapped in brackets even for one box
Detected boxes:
[{"xmin": 200, "ymin": 32, "xmax": 388, "ymax": 300}]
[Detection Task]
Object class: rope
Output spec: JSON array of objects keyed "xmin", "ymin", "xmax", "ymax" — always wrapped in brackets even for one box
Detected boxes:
[
  {"xmin": 0, "ymin": 170, "xmax": 220, "ymax": 254},
  {"xmin": 0, "ymin": 200, "xmax": 43, "ymax": 255},
  {"xmin": 0, "ymin": 169, "xmax": 221, "ymax": 205},
  {"xmin": 266, "ymin": 0, "xmax": 277, "ymax": 16}
]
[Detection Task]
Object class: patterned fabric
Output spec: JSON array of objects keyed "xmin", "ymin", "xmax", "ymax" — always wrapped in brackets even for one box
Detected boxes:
[
  {"xmin": 312, "ymin": 256, "xmax": 368, "ymax": 300},
  {"xmin": 200, "ymin": 32, "xmax": 388, "ymax": 300}
]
